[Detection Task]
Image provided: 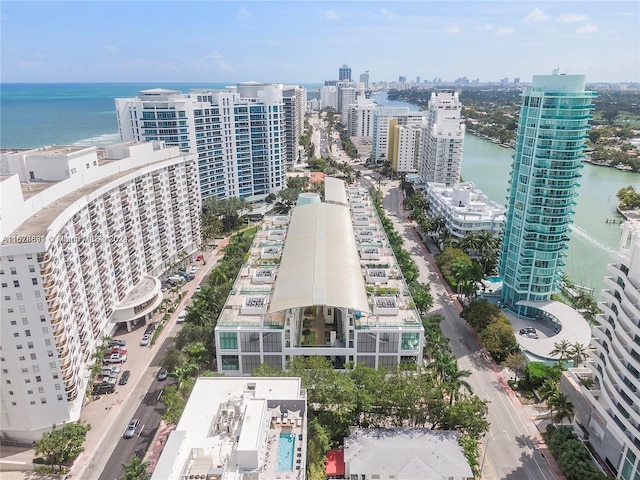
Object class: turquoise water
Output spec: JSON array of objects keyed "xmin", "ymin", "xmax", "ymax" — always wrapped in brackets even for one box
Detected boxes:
[
  {"xmin": 277, "ymin": 433, "xmax": 295, "ymax": 471},
  {"xmin": 485, "ymin": 276, "xmax": 503, "ymax": 283},
  {"xmin": 0, "ymin": 82, "xmax": 321, "ymax": 149}
]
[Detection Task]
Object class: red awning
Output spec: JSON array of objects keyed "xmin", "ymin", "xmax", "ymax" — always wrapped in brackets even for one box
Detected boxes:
[{"xmin": 326, "ymin": 448, "xmax": 345, "ymax": 476}]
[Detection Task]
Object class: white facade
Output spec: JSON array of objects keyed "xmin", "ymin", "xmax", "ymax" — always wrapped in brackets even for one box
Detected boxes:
[
  {"xmin": 321, "ymin": 86, "xmax": 338, "ymax": 110},
  {"xmin": 418, "ymin": 92, "xmax": 465, "ymax": 185},
  {"xmin": 151, "ymin": 377, "xmax": 307, "ymax": 480},
  {"xmin": 282, "ymin": 85, "xmax": 307, "ymax": 166},
  {"xmin": 563, "ymin": 219, "xmax": 640, "ymax": 480},
  {"xmin": 116, "ymin": 83, "xmax": 294, "ymax": 200},
  {"xmin": 345, "ymin": 99, "xmax": 376, "ymax": 137},
  {"xmin": 0, "ymin": 142, "xmax": 201, "ymax": 443},
  {"xmin": 425, "ymin": 182, "xmax": 505, "ymax": 239},
  {"xmin": 371, "ymin": 107, "xmax": 425, "ymax": 163},
  {"xmin": 215, "ymin": 179, "xmax": 424, "ymax": 374}
]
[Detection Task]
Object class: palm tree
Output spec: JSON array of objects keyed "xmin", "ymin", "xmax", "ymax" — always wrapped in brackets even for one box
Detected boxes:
[
  {"xmin": 183, "ymin": 342, "xmax": 208, "ymax": 374},
  {"xmin": 568, "ymin": 342, "xmax": 590, "ymax": 367},
  {"xmin": 120, "ymin": 454, "xmax": 151, "ymax": 480},
  {"xmin": 548, "ymin": 392, "xmax": 574, "ymax": 425},
  {"xmin": 444, "ymin": 367, "xmax": 474, "ymax": 404},
  {"xmin": 550, "ymin": 340, "xmax": 573, "ymax": 369},
  {"xmin": 538, "ymin": 378, "xmax": 560, "ymax": 403}
]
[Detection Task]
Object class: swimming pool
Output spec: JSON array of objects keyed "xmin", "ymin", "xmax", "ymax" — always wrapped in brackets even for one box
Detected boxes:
[
  {"xmin": 485, "ymin": 276, "xmax": 503, "ymax": 283},
  {"xmin": 277, "ymin": 433, "xmax": 295, "ymax": 471}
]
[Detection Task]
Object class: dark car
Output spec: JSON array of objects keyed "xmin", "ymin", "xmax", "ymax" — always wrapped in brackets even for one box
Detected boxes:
[
  {"xmin": 119, "ymin": 370, "xmax": 130, "ymax": 385},
  {"xmin": 157, "ymin": 368, "xmax": 168, "ymax": 381},
  {"xmin": 108, "ymin": 339, "xmax": 126, "ymax": 347},
  {"xmin": 144, "ymin": 324, "xmax": 156, "ymax": 335},
  {"xmin": 92, "ymin": 383, "xmax": 115, "ymax": 395},
  {"xmin": 123, "ymin": 419, "xmax": 140, "ymax": 439}
]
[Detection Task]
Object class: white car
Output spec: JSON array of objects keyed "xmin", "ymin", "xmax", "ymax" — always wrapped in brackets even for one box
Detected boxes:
[
  {"xmin": 188, "ymin": 266, "xmax": 198, "ymax": 275},
  {"xmin": 177, "ymin": 309, "xmax": 187, "ymax": 323},
  {"xmin": 140, "ymin": 333, "xmax": 152, "ymax": 346}
]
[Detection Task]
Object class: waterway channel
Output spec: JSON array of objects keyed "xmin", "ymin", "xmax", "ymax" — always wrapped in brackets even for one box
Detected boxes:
[{"xmin": 371, "ymin": 91, "xmax": 639, "ymax": 297}]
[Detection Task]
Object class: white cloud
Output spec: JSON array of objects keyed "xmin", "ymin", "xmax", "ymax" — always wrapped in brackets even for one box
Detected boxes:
[
  {"xmin": 576, "ymin": 23, "xmax": 598, "ymax": 34},
  {"xmin": 324, "ymin": 10, "xmax": 340, "ymax": 21},
  {"xmin": 559, "ymin": 13, "xmax": 588, "ymax": 23},
  {"xmin": 105, "ymin": 45, "xmax": 118, "ymax": 54},
  {"xmin": 380, "ymin": 8, "xmax": 395, "ymax": 19},
  {"xmin": 494, "ymin": 27, "xmax": 515, "ymax": 36},
  {"xmin": 443, "ymin": 24, "xmax": 461, "ymax": 34},
  {"xmin": 204, "ymin": 51, "xmax": 233, "ymax": 72},
  {"xmin": 526, "ymin": 8, "xmax": 549, "ymax": 22},
  {"xmin": 237, "ymin": 7, "xmax": 249, "ymax": 20},
  {"xmin": 475, "ymin": 24, "xmax": 494, "ymax": 32}
]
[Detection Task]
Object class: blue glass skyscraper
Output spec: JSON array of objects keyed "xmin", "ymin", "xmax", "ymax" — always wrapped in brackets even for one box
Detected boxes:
[{"xmin": 499, "ymin": 72, "xmax": 596, "ymax": 317}]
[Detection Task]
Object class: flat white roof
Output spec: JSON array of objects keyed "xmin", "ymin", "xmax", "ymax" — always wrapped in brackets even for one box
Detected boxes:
[
  {"xmin": 151, "ymin": 377, "xmax": 304, "ymax": 480},
  {"xmin": 344, "ymin": 428, "xmax": 472, "ymax": 479},
  {"xmin": 324, "ymin": 176, "xmax": 349, "ymax": 206},
  {"xmin": 516, "ymin": 300, "xmax": 592, "ymax": 360},
  {"xmin": 269, "ymin": 202, "xmax": 370, "ymax": 313}
]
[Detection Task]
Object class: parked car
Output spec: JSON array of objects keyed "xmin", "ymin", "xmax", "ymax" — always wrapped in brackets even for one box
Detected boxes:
[
  {"xmin": 108, "ymin": 339, "xmax": 126, "ymax": 347},
  {"xmin": 101, "ymin": 376, "xmax": 117, "ymax": 385},
  {"xmin": 105, "ymin": 353, "xmax": 127, "ymax": 364},
  {"xmin": 196, "ymin": 254, "xmax": 203, "ymax": 261},
  {"xmin": 100, "ymin": 366, "xmax": 121, "ymax": 377},
  {"xmin": 194, "ymin": 285, "xmax": 202, "ymax": 294},
  {"xmin": 140, "ymin": 333, "xmax": 152, "ymax": 346},
  {"xmin": 123, "ymin": 419, "xmax": 140, "ymax": 439},
  {"xmin": 157, "ymin": 368, "xmax": 168, "ymax": 381},
  {"xmin": 145, "ymin": 323, "xmax": 156, "ymax": 335},
  {"xmin": 106, "ymin": 346, "xmax": 128, "ymax": 356},
  {"xmin": 92, "ymin": 383, "xmax": 115, "ymax": 395},
  {"xmin": 119, "ymin": 370, "xmax": 130, "ymax": 385},
  {"xmin": 188, "ymin": 266, "xmax": 199, "ymax": 275},
  {"xmin": 176, "ymin": 309, "xmax": 187, "ymax": 323}
]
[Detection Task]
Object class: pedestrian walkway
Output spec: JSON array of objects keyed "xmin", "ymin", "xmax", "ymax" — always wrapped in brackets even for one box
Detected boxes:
[{"xmin": 0, "ymin": 241, "xmax": 227, "ymax": 480}]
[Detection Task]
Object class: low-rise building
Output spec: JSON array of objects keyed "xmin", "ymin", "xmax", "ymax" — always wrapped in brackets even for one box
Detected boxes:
[
  {"xmin": 343, "ymin": 428, "xmax": 473, "ymax": 480},
  {"xmin": 425, "ymin": 182, "xmax": 505, "ymax": 239},
  {"xmin": 151, "ymin": 377, "xmax": 307, "ymax": 480},
  {"xmin": 214, "ymin": 177, "xmax": 424, "ymax": 374}
]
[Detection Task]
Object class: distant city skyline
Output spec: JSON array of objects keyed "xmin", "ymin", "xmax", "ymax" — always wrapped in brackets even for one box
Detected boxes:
[{"xmin": 1, "ymin": 1, "xmax": 638, "ymax": 84}]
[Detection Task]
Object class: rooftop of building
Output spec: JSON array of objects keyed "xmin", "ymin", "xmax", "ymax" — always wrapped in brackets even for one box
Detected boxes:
[
  {"xmin": 1, "ymin": 142, "xmax": 189, "ymax": 244},
  {"xmin": 343, "ymin": 428, "xmax": 473, "ymax": 479},
  {"xmin": 151, "ymin": 377, "xmax": 306, "ymax": 480},
  {"xmin": 216, "ymin": 179, "xmax": 422, "ymax": 332}
]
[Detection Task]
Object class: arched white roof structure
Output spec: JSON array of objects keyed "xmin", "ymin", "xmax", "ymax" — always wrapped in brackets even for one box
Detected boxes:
[
  {"xmin": 325, "ymin": 176, "xmax": 349, "ymax": 206},
  {"xmin": 269, "ymin": 202, "xmax": 370, "ymax": 313},
  {"xmin": 516, "ymin": 300, "xmax": 592, "ymax": 360}
]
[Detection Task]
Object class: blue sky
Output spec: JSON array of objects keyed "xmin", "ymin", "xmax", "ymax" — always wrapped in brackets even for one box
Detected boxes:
[{"xmin": 1, "ymin": 1, "xmax": 638, "ymax": 84}]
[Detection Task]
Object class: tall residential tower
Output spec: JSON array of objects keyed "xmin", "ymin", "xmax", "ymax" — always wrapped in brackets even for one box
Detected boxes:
[
  {"xmin": 417, "ymin": 91, "xmax": 465, "ymax": 186},
  {"xmin": 499, "ymin": 72, "xmax": 596, "ymax": 316}
]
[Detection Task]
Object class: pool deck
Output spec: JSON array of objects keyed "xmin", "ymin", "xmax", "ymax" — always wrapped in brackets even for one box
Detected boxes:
[{"xmin": 264, "ymin": 424, "xmax": 305, "ymax": 479}]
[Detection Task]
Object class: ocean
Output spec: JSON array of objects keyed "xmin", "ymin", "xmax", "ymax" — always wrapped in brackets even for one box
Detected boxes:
[{"xmin": 0, "ymin": 83, "xmax": 321, "ymax": 149}]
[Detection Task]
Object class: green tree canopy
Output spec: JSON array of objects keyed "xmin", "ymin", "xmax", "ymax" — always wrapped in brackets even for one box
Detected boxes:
[{"xmin": 33, "ymin": 422, "xmax": 91, "ymax": 472}]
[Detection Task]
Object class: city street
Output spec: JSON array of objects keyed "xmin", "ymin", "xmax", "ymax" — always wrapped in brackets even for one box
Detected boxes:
[{"xmin": 378, "ymin": 180, "xmax": 560, "ymax": 480}]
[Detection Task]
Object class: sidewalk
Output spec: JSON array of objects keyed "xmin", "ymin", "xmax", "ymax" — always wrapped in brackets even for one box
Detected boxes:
[{"xmin": 0, "ymin": 244, "xmax": 225, "ymax": 480}]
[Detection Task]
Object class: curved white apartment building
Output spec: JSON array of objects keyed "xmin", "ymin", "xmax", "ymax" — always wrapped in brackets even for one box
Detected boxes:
[
  {"xmin": 0, "ymin": 142, "xmax": 201, "ymax": 443},
  {"xmin": 563, "ymin": 219, "xmax": 640, "ymax": 479}
]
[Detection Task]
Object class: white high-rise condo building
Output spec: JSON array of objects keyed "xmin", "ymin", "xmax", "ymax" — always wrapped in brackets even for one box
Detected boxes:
[
  {"xmin": 417, "ymin": 91, "xmax": 465, "ymax": 186},
  {"xmin": 371, "ymin": 107, "xmax": 425, "ymax": 164},
  {"xmin": 0, "ymin": 142, "xmax": 201, "ymax": 443},
  {"xmin": 563, "ymin": 219, "xmax": 640, "ymax": 480},
  {"xmin": 116, "ymin": 82, "xmax": 302, "ymax": 200},
  {"xmin": 345, "ymin": 99, "xmax": 376, "ymax": 137}
]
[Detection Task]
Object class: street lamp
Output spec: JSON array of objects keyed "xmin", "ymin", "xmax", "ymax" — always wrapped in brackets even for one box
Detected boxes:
[{"xmin": 480, "ymin": 429, "xmax": 508, "ymax": 475}]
